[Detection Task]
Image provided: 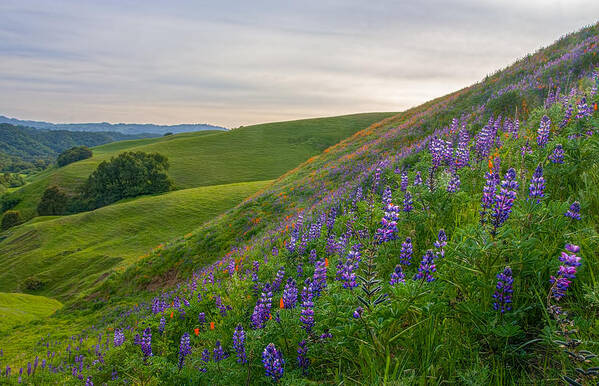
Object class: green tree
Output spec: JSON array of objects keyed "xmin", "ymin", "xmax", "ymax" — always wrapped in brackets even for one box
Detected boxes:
[
  {"xmin": 1, "ymin": 210, "xmax": 22, "ymax": 230},
  {"xmin": 56, "ymin": 146, "xmax": 93, "ymax": 167},
  {"xmin": 37, "ymin": 186, "xmax": 69, "ymax": 215},
  {"xmin": 81, "ymin": 151, "xmax": 173, "ymax": 209}
]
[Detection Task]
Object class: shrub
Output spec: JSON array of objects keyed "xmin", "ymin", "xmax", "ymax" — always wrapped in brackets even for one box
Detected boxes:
[
  {"xmin": 57, "ymin": 146, "xmax": 93, "ymax": 167},
  {"xmin": 22, "ymin": 276, "xmax": 45, "ymax": 291},
  {"xmin": 37, "ymin": 186, "xmax": 69, "ymax": 215},
  {"xmin": 1, "ymin": 210, "xmax": 22, "ymax": 230}
]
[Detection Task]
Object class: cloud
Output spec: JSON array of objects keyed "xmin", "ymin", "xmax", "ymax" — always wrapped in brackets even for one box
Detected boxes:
[{"xmin": 0, "ymin": 0, "xmax": 598, "ymax": 127}]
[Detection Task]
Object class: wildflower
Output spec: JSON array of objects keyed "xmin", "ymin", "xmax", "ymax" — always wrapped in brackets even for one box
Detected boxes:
[
  {"xmin": 403, "ymin": 192, "xmax": 413, "ymax": 212},
  {"xmin": 201, "ymin": 349, "xmax": 211, "ymax": 363},
  {"xmin": 537, "ymin": 115, "xmax": 550, "ymax": 148},
  {"xmin": 353, "ymin": 307, "xmax": 363, "ymax": 319},
  {"xmin": 528, "ymin": 164, "xmax": 545, "ymax": 202},
  {"xmin": 550, "ymin": 244, "xmax": 581, "ymax": 301},
  {"xmin": 576, "ymin": 97, "xmax": 591, "ymax": 119},
  {"xmin": 282, "ymin": 277, "xmax": 298, "ymax": 309},
  {"xmin": 262, "ymin": 343, "xmax": 284, "ymax": 383},
  {"xmin": 251, "ymin": 284, "xmax": 273, "ymax": 329},
  {"xmin": 375, "ymin": 203, "xmax": 400, "ymax": 243},
  {"xmin": 564, "ymin": 201, "xmax": 581, "ymax": 220},
  {"xmin": 312, "ymin": 260, "xmax": 327, "ymax": 296},
  {"xmin": 559, "ymin": 104, "xmax": 573, "ymax": 128},
  {"xmin": 140, "ymin": 328, "xmax": 152, "ymax": 359},
  {"xmin": 399, "ymin": 237, "xmax": 413, "ymax": 266},
  {"xmin": 434, "ymin": 229, "xmax": 447, "ymax": 258},
  {"xmin": 400, "ymin": 172, "xmax": 408, "ymax": 192},
  {"xmin": 492, "ymin": 266, "xmax": 513, "ymax": 313},
  {"xmin": 413, "ymin": 250, "xmax": 436, "ymax": 282},
  {"xmin": 113, "ymin": 329, "xmax": 124, "ymax": 347},
  {"xmin": 455, "ymin": 128, "xmax": 470, "ymax": 168},
  {"xmin": 480, "ymin": 171, "xmax": 498, "ymax": 224},
  {"xmin": 447, "ymin": 173, "xmax": 460, "ymax": 193},
  {"xmin": 300, "ymin": 289, "xmax": 315, "ymax": 333},
  {"xmin": 271, "ymin": 266, "xmax": 285, "ymax": 292},
  {"xmin": 213, "ymin": 340, "xmax": 227, "ymax": 362},
  {"xmin": 548, "ymin": 144, "xmax": 564, "ymax": 164},
  {"xmin": 490, "ymin": 168, "xmax": 519, "ymax": 235},
  {"xmin": 198, "ymin": 312, "xmax": 206, "ymax": 327},
  {"xmin": 414, "ymin": 171, "xmax": 423, "ymax": 186},
  {"xmin": 178, "ymin": 333, "xmax": 191, "ymax": 370},
  {"xmin": 232, "ymin": 324, "xmax": 247, "ymax": 364},
  {"xmin": 297, "ymin": 340, "xmax": 310, "ymax": 375},
  {"xmin": 389, "ymin": 265, "xmax": 406, "ymax": 285}
]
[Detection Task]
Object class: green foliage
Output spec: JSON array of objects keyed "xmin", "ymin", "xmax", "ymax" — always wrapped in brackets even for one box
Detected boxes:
[
  {"xmin": 56, "ymin": 146, "xmax": 92, "ymax": 167},
  {"xmin": 1, "ymin": 209, "xmax": 22, "ymax": 230},
  {"xmin": 81, "ymin": 151, "xmax": 174, "ymax": 209},
  {"xmin": 37, "ymin": 185, "xmax": 69, "ymax": 215}
]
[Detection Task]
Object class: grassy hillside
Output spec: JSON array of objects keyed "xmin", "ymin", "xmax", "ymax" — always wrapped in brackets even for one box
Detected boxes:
[
  {"xmin": 0, "ymin": 180, "xmax": 272, "ymax": 301},
  {"xmin": 6, "ymin": 113, "xmax": 394, "ymax": 218},
  {"xmin": 0, "ymin": 292, "xmax": 62, "ymax": 332}
]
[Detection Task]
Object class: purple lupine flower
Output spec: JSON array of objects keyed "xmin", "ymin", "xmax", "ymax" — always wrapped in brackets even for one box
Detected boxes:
[
  {"xmin": 27, "ymin": 362, "xmax": 31, "ymax": 376},
  {"xmin": 455, "ymin": 129, "xmax": 470, "ymax": 168},
  {"xmin": 296, "ymin": 262, "xmax": 303, "ymax": 278},
  {"xmin": 548, "ymin": 144, "xmax": 564, "ymax": 164},
  {"xmin": 158, "ymin": 316, "xmax": 166, "ymax": 334},
  {"xmin": 309, "ymin": 249, "xmax": 317, "ymax": 264},
  {"xmin": 475, "ymin": 117, "xmax": 496, "ymax": 160},
  {"xmin": 434, "ymin": 229, "xmax": 447, "ymax": 258},
  {"xmin": 251, "ymin": 284, "xmax": 273, "ymax": 329},
  {"xmin": 326, "ymin": 207, "xmax": 337, "ymax": 233},
  {"xmin": 576, "ymin": 97, "xmax": 591, "ymax": 119},
  {"xmin": 140, "ymin": 328, "xmax": 152, "ymax": 359},
  {"xmin": 282, "ymin": 277, "xmax": 298, "ymax": 309},
  {"xmin": 429, "ymin": 136, "xmax": 444, "ymax": 168},
  {"xmin": 403, "ymin": 192, "xmax": 413, "ymax": 213},
  {"xmin": 300, "ymin": 287, "xmax": 315, "ymax": 333},
  {"xmin": 353, "ymin": 307, "xmax": 363, "ymax": 319},
  {"xmin": 399, "ymin": 237, "xmax": 413, "ymax": 266},
  {"xmin": 339, "ymin": 252, "xmax": 359, "ymax": 290},
  {"xmin": 85, "ymin": 376, "xmax": 93, "ymax": 386},
  {"xmin": 213, "ymin": 340, "xmax": 227, "ymax": 362},
  {"xmin": 271, "ymin": 266, "xmax": 285, "ymax": 292},
  {"xmin": 375, "ymin": 203, "xmax": 400, "ymax": 243},
  {"xmin": 232, "ymin": 324, "xmax": 247, "ymax": 364},
  {"xmin": 201, "ymin": 349, "xmax": 211, "ymax": 363},
  {"xmin": 297, "ymin": 340, "xmax": 310, "ymax": 375},
  {"xmin": 262, "ymin": 343, "xmax": 284, "ymax": 383},
  {"xmin": 520, "ymin": 139, "xmax": 532, "ymax": 157},
  {"xmin": 389, "ymin": 265, "xmax": 406, "ymax": 285},
  {"xmin": 550, "ymin": 245, "xmax": 581, "ymax": 301},
  {"xmin": 492, "ymin": 266, "xmax": 513, "ymax": 313},
  {"xmin": 178, "ymin": 333, "xmax": 191, "ymax": 370},
  {"xmin": 382, "ymin": 186, "xmax": 393, "ymax": 207},
  {"xmin": 414, "ymin": 171, "xmax": 423, "ymax": 186},
  {"xmin": 537, "ymin": 115, "xmax": 550, "ymax": 148},
  {"xmin": 559, "ymin": 104, "xmax": 573, "ymax": 128},
  {"xmin": 413, "ymin": 250, "xmax": 436, "ymax": 282},
  {"xmin": 528, "ymin": 165, "xmax": 545, "ymax": 202},
  {"xmin": 564, "ymin": 201, "xmax": 581, "ymax": 220},
  {"xmin": 400, "ymin": 172, "xmax": 408, "ymax": 192},
  {"xmin": 490, "ymin": 168, "xmax": 519, "ymax": 235},
  {"xmin": 481, "ymin": 171, "xmax": 498, "ymax": 224},
  {"xmin": 113, "ymin": 329, "xmax": 124, "ymax": 347},
  {"xmin": 447, "ymin": 173, "xmax": 460, "ymax": 193},
  {"xmin": 312, "ymin": 259, "xmax": 327, "ymax": 296}
]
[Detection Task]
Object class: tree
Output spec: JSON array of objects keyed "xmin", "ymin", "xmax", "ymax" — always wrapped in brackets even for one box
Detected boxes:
[
  {"xmin": 1, "ymin": 210, "xmax": 22, "ymax": 230},
  {"xmin": 37, "ymin": 186, "xmax": 69, "ymax": 215},
  {"xmin": 81, "ymin": 151, "xmax": 173, "ymax": 209},
  {"xmin": 57, "ymin": 146, "xmax": 93, "ymax": 167}
]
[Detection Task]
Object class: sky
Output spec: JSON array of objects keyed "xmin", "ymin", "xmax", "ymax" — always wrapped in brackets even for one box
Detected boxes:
[{"xmin": 1, "ymin": 1, "xmax": 598, "ymax": 128}]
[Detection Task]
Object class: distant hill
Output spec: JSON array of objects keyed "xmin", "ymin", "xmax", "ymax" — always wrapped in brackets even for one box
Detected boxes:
[
  {"xmin": 0, "ymin": 123, "xmax": 158, "ymax": 172},
  {"xmin": 0, "ymin": 115, "xmax": 227, "ymax": 135}
]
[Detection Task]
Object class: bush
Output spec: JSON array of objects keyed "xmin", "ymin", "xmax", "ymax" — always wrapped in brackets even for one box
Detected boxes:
[
  {"xmin": 57, "ymin": 146, "xmax": 93, "ymax": 167},
  {"xmin": 37, "ymin": 186, "xmax": 69, "ymax": 215},
  {"xmin": 1, "ymin": 210, "xmax": 22, "ymax": 230},
  {"xmin": 81, "ymin": 151, "xmax": 173, "ymax": 209},
  {"xmin": 22, "ymin": 276, "xmax": 45, "ymax": 291}
]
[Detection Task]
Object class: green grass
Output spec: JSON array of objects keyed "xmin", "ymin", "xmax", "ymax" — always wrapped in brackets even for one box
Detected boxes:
[
  {"xmin": 0, "ymin": 292, "xmax": 62, "ymax": 332},
  {"xmin": 8, "ymin": 113, "xmax": 395, "ymax": 218},
  {"xmin": 0, "ymin": 180, "xmax": 272, "ymax": 301}
]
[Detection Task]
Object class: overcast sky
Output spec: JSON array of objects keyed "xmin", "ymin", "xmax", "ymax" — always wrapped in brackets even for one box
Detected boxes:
[{"xmin": 1, "ymin": 1, "xmax": 598, "ymax": 128}]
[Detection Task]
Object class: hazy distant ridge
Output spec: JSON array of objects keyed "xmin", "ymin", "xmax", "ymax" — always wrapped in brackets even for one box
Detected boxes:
[{"xmin": 0, "ymin": 115, "xmax": 228, "ymax": 135}]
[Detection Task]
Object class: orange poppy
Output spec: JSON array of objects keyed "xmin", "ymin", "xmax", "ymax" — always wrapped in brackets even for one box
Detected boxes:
[
  {"xmin": 210, "ymin": 322, "xmax": 215, "ymax": 330},
  {"xmin": 325, "ymin": 258, "xmax": 329, "ymax": 267},
  {"xmin": 280, "ymin": 298, "xmax": 284, "ymax": 309},
  {"xmin": 170, "ymin": 312, "xmax": 174, "ymax": 319},
  {"xmin": 194, "ymin": 328, "xmax": 199, "ymax": 336}
]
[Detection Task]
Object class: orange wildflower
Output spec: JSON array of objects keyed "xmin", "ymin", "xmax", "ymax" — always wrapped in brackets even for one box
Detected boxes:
[
  {"xmin": 170, "ymin": 312, "xmax": 174, "ymax": 319},
  {"xmin": 210, "ymin": 322, "xmax": 215, "ymax": 330},
  {"xmin": 325, "ymin": 258, "xmax": 329, "ymax": 267},
  {"xmin": 280, "ymin": 298, "xmax": 284, "ymax": 309},
  {"xmin": 194, "ymin": 328, "xmax": 199, "ymax": 336}
]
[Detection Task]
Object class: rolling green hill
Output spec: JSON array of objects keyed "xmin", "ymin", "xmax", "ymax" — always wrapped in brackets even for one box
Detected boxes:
[
  {"xmin": 0, "ymin": 180, "xmax": 272, "ymax": 301},
  {"xmin": 0, "ymin": 292, "xmax": 62, "ymax": 332},
  {"xmin": 5, "ymin": 112, "xmax": 394, "ymax": 218}
]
